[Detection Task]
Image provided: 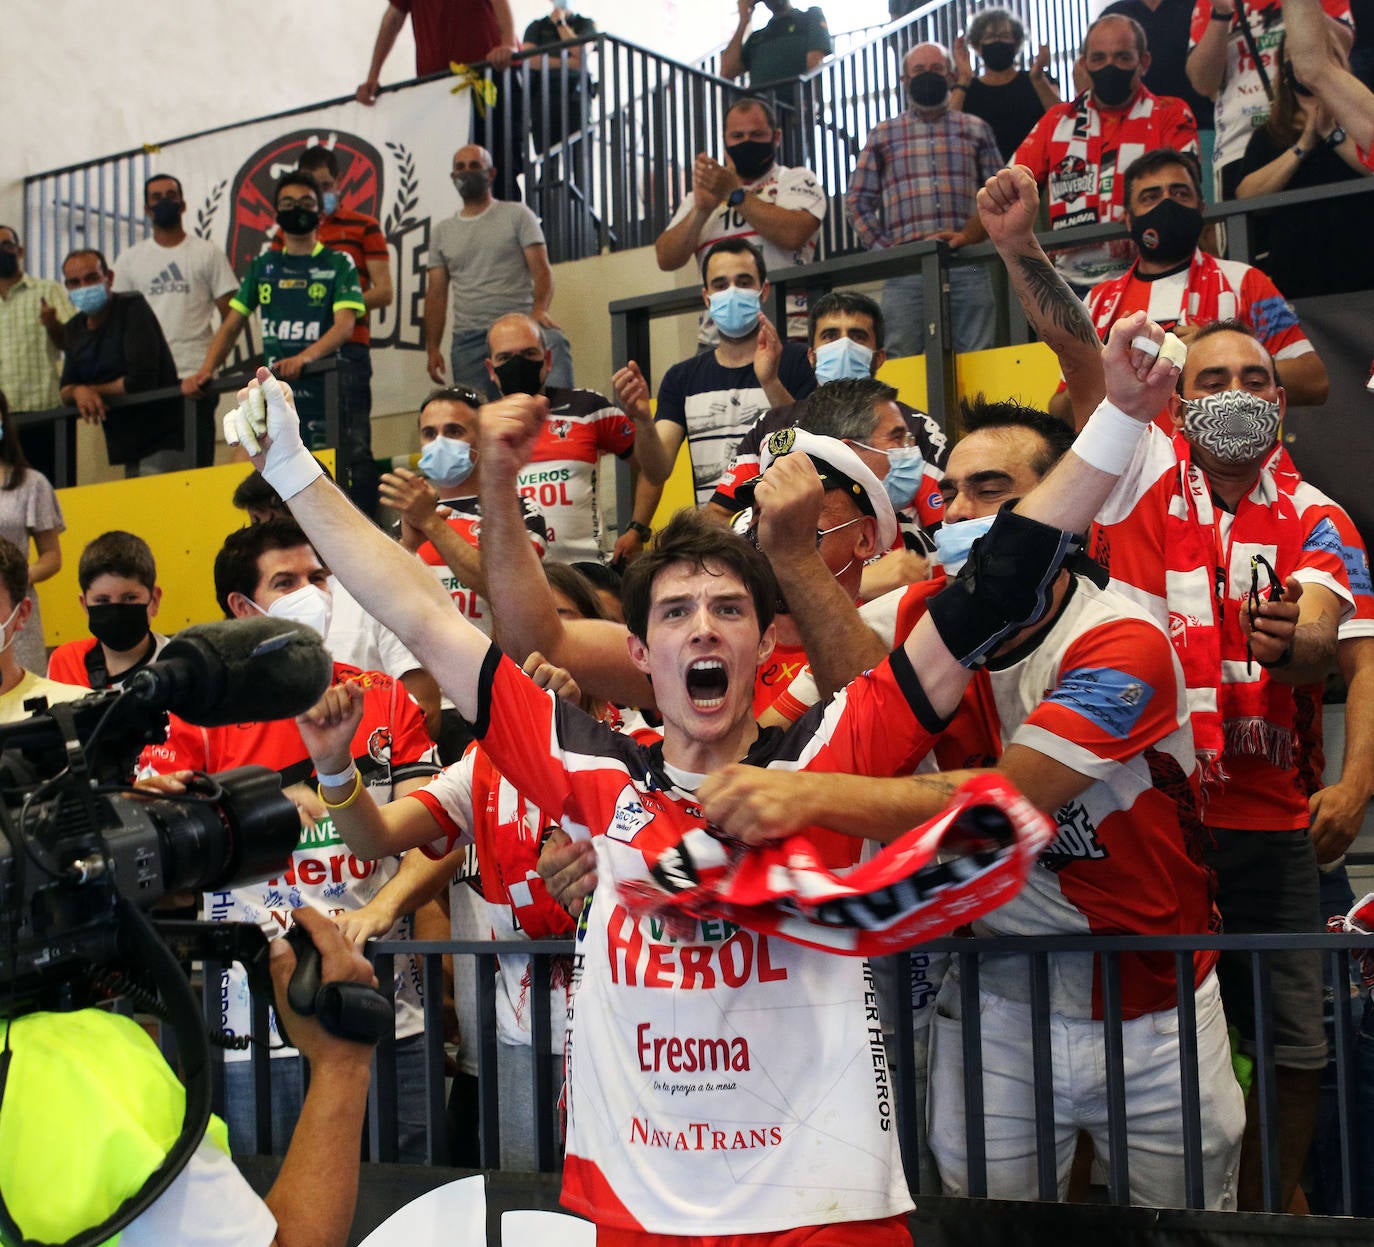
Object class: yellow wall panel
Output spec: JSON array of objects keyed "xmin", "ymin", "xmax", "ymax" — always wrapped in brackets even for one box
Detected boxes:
[{"xmin": 35, "ymin": 453, "xmax": 335, "ymax": 648}]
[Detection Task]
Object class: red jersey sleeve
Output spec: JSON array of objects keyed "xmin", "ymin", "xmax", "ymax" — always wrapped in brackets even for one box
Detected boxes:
[
  {"xmin": 360, "ymin": 217, "xmax": 389, "ymax": 264},
  {"xmin": 1237, "ymin": 266, "xmax": 1310, "ymax": 360},
  {"xmin": 1160, "ymin": 97, "xmax": 1200, "ymax": 155},
  {"xmin": 1294, "ymin": 508, "xmax": 1356, "ymax": 620},
  {"xmin": 1014, "ymin": 617, "xmax": 1184, "ymax": 781},
  {"xmin": 1188, "ymin": 0, "xmax": 1212, "ymax": 49},
  {"xmin": 137, "ymin": 714, "xmax": 211, "ymax": 778},
  {"xmin": 1012, "ymin": 110, "xmax": 1056, "ymax": 182},
  {"xmin": 594, "ymin": 405, "xmax": 637, "ymax": 459}
]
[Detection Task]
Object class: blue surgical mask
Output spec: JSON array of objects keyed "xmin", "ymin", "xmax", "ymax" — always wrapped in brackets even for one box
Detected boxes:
[
  {"xmin": 70, "ymin": 283, "xmax": 109, "ymax": 316},
  {"xmin": 933, "ymin": 512, "xmax": 997, "ymax": 576},
  {"xmin": 321, "ymin": 190, "xmax": 340, "ymax": 216},
  {"xmin": 878, "ymin": 445, "xmax": 926, "ymax": 511},
  {"xmin": 707, "ymin": 287, "xmax": 761, "ymax": 339},
  {"xmin": 418, "ymin": 436, "xmax": 475, "ymax": 486},
  {"xmin": 813, "ymin": 337, "xmax": 875, "ymax": 383}
]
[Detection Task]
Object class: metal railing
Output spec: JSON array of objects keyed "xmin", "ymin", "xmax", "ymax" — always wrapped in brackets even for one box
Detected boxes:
[
  {"xmin": 608, "ymin": 174, "xmax": 1374, "ymax": 471},
  {"xmin": 213, "ymin": 928, "xmax": 1374, "ymax": 1219},
  {"xmin": 24, "ymin": 358, "xmax": 339, "ymax": 488},
  {"xmin": 22, "ymin": 1, "xmax": 1095, "ymax": 275}
]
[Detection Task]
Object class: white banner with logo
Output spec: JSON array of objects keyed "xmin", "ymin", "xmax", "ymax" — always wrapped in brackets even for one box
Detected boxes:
[{"xmin": 149, "ymin": 78, "xmax": 472, "ymax": 417}]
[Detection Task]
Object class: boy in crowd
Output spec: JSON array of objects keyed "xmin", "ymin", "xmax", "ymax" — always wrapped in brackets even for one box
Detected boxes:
[{"xmin": 47, "ymin": 530, "xmax": 167, "ymax": 689}]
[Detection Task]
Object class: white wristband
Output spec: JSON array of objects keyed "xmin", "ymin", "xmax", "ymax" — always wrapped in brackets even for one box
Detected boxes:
[
  {"xmin": 1074, "ymin": 399, "xmax": 1145, "ymax": 475},
  {"xmin": 316, "ymin": 761, "xmax": 358, "ymax": 789},
  {"xmin": 266, "ymin": 448, "xmax": 325, "ymax": 503}
]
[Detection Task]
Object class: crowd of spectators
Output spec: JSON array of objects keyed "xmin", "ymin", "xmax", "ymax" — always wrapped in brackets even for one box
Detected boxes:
[{"xmin": 5, "ymin": 0, "xmax": 1374, "ymax": 1242}]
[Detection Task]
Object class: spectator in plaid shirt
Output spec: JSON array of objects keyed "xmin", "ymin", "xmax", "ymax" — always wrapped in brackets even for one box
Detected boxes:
[{"xmin": 846, "ymin": 43, "xmax": 1003, "ymax": 358}]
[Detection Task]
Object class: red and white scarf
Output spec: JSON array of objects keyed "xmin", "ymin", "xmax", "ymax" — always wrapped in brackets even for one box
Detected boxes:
[
  {"xmin": 1045, "ymin": 88, "xmax": 1165, "ymax": 230},
  {"xmin": 617, "ymin": 775, "xmax": 1054, "ymax": 957},
  {"xmin": 1088, "ymin": 249, "xmax": 1240, "ymax": 339},
  {"xmin": 1162, "ymin": 433, "xmax": 1302, "ymax": 784}
]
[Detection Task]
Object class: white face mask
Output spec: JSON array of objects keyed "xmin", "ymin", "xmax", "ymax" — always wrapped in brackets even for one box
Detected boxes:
[
  {"xmin": 252, "ymin": 583, "xmax": 333, "ymax": 640},
  {"xmin": 0, "ymin": 597, "xmax": 23, "ymax": 654}
]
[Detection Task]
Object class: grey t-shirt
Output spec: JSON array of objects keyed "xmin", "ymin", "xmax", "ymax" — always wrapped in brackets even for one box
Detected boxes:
[{"xmin": 429, "ymin": 201, "xmax": 546, "ymax": 333}]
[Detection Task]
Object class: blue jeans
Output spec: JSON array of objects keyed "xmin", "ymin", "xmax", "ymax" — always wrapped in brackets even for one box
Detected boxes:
[
  {"xmin": 882, "ymin": 265, "xmax": 995, "ymax": 359},
  {"xmin": 222, "ymin": 1032, "xmax": 429, "ymax": 1162},
  {"xmin": 450, "ymin": 323, "xmax": 574, "ymax": 400}
]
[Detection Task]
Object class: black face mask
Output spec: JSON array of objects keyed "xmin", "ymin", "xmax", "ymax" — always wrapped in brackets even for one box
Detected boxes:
[
  {"xmin": 908, "ymin": 71, "xmax": 951, "ymax": 108},
  {"xmin": 494, "ymin": 355, "xmax": 546, "ymax": 396},
  {"xmin": 1128, "ymin": 197, "xmax": 1204, "ymax": 263},
  {"xmin": 0, "ymin": 252, "xmax": 16, "ymax": 280},
  {"xmin": 1089, "ymin": 64, "xmax": 1137, "ymax": 107},
  {"xmin": 980, "ymin": 41, "xmax": 1018, "ymax": 72},
  {"xmin": 1283, "ymin": 62, "xmax": 1314, "ymax": 97},
  {"xmin": 725, "ymin": 140, "xmax": 775, "ymax": 181},
  {"xmin": 276, "ymin": 207, "xmax": 320, "ymax": 236},
  {"xmin": 87, "ymin": 602, "xmax": 152, "ymax": 653},
  {"xmin": 150, "ymin": 199, "xmax": 183, "ymax": 229}
]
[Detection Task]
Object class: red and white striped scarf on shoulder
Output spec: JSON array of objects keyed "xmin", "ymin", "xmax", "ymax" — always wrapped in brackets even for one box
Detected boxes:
[
  {"xmin": 1045, "ymin": 88, "xmax": 1167, "ymax": 230},
  {"xmin": 1163, "ymin": 433, "xmax": 1302, "ymax": 785}
]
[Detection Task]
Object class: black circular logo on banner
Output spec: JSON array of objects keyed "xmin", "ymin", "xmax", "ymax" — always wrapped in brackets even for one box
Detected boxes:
[{"xmin": 227, "ymin": 129, "xmax": 385, "ymax": 274}]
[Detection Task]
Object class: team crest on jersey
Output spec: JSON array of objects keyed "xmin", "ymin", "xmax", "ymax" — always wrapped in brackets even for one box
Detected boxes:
[
  {"xmin": 606, "ymin": 784, "xmax": 655, "ymax": 843},
  {"xmin": 764, "ymin": 428, "xmax": 796, "ymax": 457},
  {"xmin": 550, "ymin": 418, "xmax": 572, "ymax": 439},
  {"xmin": 307, "ymin": 281, "xmax": 327, "ymax": 307},
  {"xmin": 367, "ymin": 725, "xmax": 393, "ymax": 764},
  {"xmin": 1050, "ymin": 156, "xmax": 1094, "ymax": 204}
]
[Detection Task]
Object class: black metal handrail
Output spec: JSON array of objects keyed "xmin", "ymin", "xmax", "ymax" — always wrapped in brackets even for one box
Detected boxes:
[{"xmin": 29, "ymin": 357, "xmax": 339, "ymax": 488}]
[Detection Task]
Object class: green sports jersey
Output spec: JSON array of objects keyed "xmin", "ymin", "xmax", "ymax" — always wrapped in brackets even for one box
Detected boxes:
[{"xmin": 230, "ymin": 242, "xmax": 364, "ymax": 443}]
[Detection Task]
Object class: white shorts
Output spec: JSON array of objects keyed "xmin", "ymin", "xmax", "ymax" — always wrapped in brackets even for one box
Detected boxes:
[{"xmin": 926, "ymin": 967, "xmax": 1244, "ymax": 1210}]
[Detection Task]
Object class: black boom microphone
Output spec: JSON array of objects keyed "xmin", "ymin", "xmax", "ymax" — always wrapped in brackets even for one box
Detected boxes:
[{"xmin": 125, "ymin": 616, "xmax": 334, "ymax": 727}]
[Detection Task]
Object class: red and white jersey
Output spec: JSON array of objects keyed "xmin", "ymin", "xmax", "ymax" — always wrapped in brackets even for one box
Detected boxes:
[
  {"xmin": 419, "ymin": 493, "xmax": 549, "ymax": 635},
  {"xmin": 1190, "ymin": 0, "xmax": 1352, "ymax": 173},
  {"xmin": 471, "ymin": 643, "xmax": 943, "ymax": 1233},
  {"xmin": 1270, "ymin": 454, "xmax": 1374, "ymax": 795},
  {"xmin": 1092, "ymin": 425, "xmax": 1354, "ymax": 829},
  {"xmin": 517, "ymin": 386, "xmax": 636, "ymax": 563},
  {"xmin": 898, "ymin": 574, "xmax": 1216, "ymax": 1020},
  {"xmin": 138, "ymin": 663, "xmax": 440, "ymax": 1059}
]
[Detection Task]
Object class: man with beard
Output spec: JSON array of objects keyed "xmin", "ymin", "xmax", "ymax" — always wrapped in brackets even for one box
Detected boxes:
[
  {"xmin": 1048, "ymin": 147, "xmax": 1328, "ymax": 423},
  {"xmin": 112, "ymin": 173, "xmax": 237, "ymax": 467},
  {"xmin": 846, "ymin": 42, "xmax": 1003, "ymax": 357},
  {"xmin": 656, "ymin": 97, "xmax": 825, "ymax": 345},
  {"xmin": 424, "ymin": 145, "xmax": 571, "ymax": 398},
  {"xmin": 983, "ymin": 161, "xmax": 1353, "ymax": 1211}
]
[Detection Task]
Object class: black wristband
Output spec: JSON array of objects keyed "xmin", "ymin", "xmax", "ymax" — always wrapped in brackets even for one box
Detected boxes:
[
  {"xmin": 1210, "ymin": 8, "xmax": 1233, "ymax": 19},
  {"xmin": 626, "ymin": 520, "xmax": 653, "ymax": 541}
]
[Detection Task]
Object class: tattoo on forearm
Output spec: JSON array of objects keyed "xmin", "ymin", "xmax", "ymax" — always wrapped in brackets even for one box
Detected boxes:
[
  {"xmin": 1015, "ymin": 253, "xmax": 1101, "ymax": 348},
  {"xmin": 910, "ymin": 775, "xmax": 961, "ymax": 802}
]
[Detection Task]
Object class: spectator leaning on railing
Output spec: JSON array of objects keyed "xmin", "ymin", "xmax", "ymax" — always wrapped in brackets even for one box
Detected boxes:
[{"xmin": 58, "ymin": 248, "xmax": 184, "ymax": 478}]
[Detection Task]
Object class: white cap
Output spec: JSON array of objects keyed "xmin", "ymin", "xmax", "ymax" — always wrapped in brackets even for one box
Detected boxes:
[{"xmin": 751, "ymin": 426, "xmax": 899, "ymax": 551}]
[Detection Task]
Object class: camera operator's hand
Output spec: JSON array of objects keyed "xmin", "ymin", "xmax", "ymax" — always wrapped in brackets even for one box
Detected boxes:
[
  {"xmin": 225, "ymin": 367, "xmax": 324, "ymax": 502},
  {"xmin": 269, "ymin": 908, "xmax": 378, "ymax": 1067},
  {"xmin": 296, "ymin": 680, "xmax": 366, "ymax": 780}
]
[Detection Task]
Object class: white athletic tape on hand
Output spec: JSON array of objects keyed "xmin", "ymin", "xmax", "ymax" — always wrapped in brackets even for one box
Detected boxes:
[
  {"xmin": 1158, "ymin": 332, "xmax": 1187, "ymax": 370},
  {"xmin": 1131, "ymin": 334, "xmax": 1161, "ymax": 358}
]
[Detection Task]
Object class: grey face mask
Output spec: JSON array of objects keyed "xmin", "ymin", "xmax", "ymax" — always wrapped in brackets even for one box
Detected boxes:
[
  {"xmin": 452, "ymin": 170, "xmax": 490, "ymax": 200},
  {"xmin": 1181, "ymin": 390, "xmax": 1281, "ymax": 464}
]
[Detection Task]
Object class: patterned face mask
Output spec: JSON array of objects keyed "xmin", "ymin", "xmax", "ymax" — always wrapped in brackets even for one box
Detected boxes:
[{"xmin": 1180, "ymin": 390, "xmax": 1281, "ymax": 464}]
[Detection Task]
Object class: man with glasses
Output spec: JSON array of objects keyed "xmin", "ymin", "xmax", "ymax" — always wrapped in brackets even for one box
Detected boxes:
[
  {"xmin": 196, "ymin": 171, "xmax": 364, "ymax": 460},
  {"xmin": 0, "ymin": 225, "xmax": 76, "ymax": 483},
  {"xmin": 656, "ymin": 96, "xmax": 825, "ymax": 345}
]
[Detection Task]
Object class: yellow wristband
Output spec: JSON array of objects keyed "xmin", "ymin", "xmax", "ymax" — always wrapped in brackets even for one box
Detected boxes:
[{"xmin": 319, "ymin": 769, "xmax": 364, "ymax": 810}]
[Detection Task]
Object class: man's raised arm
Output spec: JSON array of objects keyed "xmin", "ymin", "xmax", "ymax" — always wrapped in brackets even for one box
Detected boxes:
[
  {"xmin": 980, "ymin": 166, "xmax": 1106, "ymax": 430},
  {"xmin": 225, "ymin": 370, "xmax": 490, "ymax": 722},
  {"xmin": 476, "ymin": 399, "xmax": 657, "ymax": 709}
]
